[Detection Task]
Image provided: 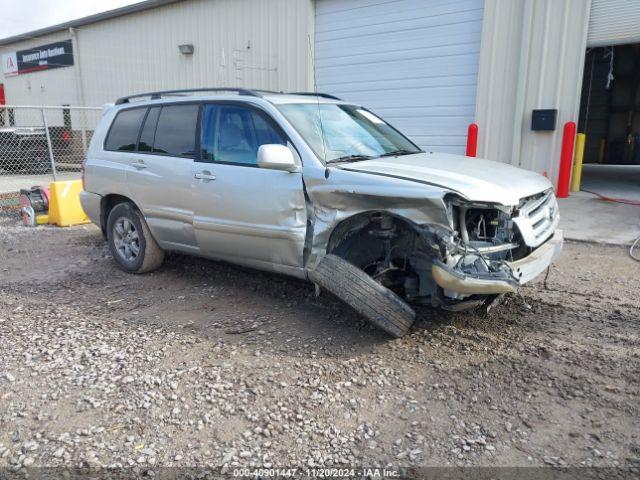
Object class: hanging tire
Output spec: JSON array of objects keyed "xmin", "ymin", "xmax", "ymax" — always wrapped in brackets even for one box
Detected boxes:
[
  {"xmin": 106, "ymin": 202, "xmax": 165, "ymax": 274},
  {"xmin": 308, "ymin": 254, "xmax": 416, "ymax": 338}
]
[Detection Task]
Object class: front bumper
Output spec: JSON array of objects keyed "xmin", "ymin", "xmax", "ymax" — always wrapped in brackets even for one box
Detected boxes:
[{"xmin": 432, "ymin": 229, "xmax": 563, "ymax": 295}]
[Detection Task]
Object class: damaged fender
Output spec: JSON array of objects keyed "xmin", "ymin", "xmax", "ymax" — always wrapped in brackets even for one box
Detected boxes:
[{"xmin": 303, "ymin": 166, "xmax": 451, "ymax": 268}]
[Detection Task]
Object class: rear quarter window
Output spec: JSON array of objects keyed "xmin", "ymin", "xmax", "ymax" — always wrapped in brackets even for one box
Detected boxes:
[{"xmin": 104, "ymin": 108, "xmax": 146, "ymax": 152}]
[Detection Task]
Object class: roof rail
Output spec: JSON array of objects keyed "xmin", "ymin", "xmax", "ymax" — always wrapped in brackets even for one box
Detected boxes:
[
  {"xmin": 251, "ymin": 89, "xmax": 284, "ymax": 95},
  {"xmin": 288, "ymin": 92, "xmax": 342, "ymax": 101},
  {"xmin": 115, "ymin": 88, "xmax": 262, "ymax": 105}
]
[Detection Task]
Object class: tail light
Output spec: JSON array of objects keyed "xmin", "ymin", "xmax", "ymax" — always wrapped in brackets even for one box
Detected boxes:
[{"xmin": 62, "ymin": 130, "xmax": 71, "ymax": 143}]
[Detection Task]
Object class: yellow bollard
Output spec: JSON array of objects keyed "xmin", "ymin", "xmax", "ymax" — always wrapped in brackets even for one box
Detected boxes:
[{"xmin": 571, "ymin": 133, "xmax": 586, "ymax": 192}]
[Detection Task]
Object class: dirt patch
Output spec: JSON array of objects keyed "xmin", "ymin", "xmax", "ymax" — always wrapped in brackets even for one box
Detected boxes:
[{"xmin": 0, "ymin": 214, "xmax": 638, "ymax": 471}]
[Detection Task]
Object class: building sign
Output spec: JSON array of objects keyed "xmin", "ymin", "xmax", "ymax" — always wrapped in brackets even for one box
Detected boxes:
[{"xmin": 2, "ymin": 39, "xmax": 74, "ymax": 77}]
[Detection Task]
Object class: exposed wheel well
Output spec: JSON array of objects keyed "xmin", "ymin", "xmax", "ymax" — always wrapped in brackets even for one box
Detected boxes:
[
  {"xmin": 326, "ymin": 211, "xmax": 428, "ymax": 299},
  {"xmin": 100, "ymin": 194, "xmax": 135, "ymax": 238},
  {"xmin": 327, "ymin": 211, "xmax": 423, "ymax": 259},
  {"xmin": 326, "ymin": 211, "xmax": 493, "ymax": 310}
]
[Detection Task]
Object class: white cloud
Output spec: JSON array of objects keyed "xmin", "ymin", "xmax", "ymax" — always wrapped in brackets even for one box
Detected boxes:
[{"xmin": 0, "ymin": 0, "xmax": 140, "ymax": 39}]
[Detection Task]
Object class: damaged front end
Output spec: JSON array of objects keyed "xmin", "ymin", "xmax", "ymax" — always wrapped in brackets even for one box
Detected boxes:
[
  {"xmin": 426, "ymin": 197, "xmax": 524, "ymax": 309},
  {"xmin": 418, "ymin": 191, "xmax": 562, "ymax": 310},
  {"xmin": 323, "ymin": 190, "xmax": 562, "ymax": 312}
]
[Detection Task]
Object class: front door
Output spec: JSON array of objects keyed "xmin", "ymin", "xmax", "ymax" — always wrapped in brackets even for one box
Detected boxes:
[{"xmin": 192, "ymin": 103, "xmax": 307, "ymax": 267}]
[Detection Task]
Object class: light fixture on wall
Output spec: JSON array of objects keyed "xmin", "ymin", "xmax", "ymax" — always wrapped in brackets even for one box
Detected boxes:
[{"xmin": 178, "ymin": 44, "xmax": 194, "ymax": 55}]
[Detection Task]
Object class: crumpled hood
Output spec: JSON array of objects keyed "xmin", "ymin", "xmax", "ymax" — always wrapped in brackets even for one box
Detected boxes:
[{"xmin": 336, "ymin": 152, "xmax": 553, "ymax": 206}]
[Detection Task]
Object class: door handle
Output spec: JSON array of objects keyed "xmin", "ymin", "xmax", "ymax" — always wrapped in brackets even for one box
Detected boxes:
[
  {"xmin": 194, "ymin": 172, "xmax": 216, "ymax": 181},
  {"xmin": 131, "ymin": 160, "xmax": 147, "ymax": 170}
]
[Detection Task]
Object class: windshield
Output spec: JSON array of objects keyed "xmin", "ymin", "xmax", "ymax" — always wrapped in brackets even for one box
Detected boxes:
[{"xmin": 276, "ymin": 103, "xmax": 421, "ymax": 163}]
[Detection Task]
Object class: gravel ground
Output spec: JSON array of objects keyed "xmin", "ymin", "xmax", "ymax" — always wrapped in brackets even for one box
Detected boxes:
[{"xmin": 0, "ymin": 214, "xmax": 639, "ymax": 474}]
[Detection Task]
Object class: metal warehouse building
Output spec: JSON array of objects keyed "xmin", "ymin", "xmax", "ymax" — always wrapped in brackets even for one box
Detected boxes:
[{"xmin": 1, "ymin": 0, "xmax": 639, "ymax": 188}]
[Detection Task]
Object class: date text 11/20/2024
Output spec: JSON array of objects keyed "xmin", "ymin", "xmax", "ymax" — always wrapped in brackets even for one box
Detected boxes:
[{"xmin": 232, "ymin": 468, "xmax": 401, "ymax": 478}]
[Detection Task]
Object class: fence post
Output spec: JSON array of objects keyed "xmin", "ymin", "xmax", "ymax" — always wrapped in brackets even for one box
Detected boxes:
[
  {"xmin": 41, "ymin": 108, "xmax": 58, "ymax": 182},
  {"xmin": 80, "ymin": 110, "xmax": 88, "ymax": 153}
]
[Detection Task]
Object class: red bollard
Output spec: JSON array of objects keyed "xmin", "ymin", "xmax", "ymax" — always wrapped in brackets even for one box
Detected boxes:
[
  {"xmin": 466, "ymin": 123, "xmax": 478, "ymax": 157},
  {"xmin": 557, "ymin": 121, "xmax": 576, "ymax": 198}
]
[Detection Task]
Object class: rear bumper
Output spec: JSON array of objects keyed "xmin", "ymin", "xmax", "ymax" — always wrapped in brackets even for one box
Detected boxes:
[
  {"xmin": 79, "ymin": 190, "xmax": 102, "ymax": 226},
  {"xmin": 432, "ymin": 230, "xmax": 563, "ymax": 295}
]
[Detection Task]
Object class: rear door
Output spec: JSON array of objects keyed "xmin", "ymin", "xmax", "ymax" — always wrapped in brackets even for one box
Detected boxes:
[
  {"xmin": 192, "ymin": 102, "xmax": 307, "ymax": 267},
  {"xmin": 123, "ymin": 103, "xmax": 200, "ymax": 251}
]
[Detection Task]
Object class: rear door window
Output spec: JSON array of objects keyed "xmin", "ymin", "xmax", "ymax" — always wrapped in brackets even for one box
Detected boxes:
[
  {"xmin": 137, "ymin": 107, "xmax": 160, "ymax": 153},
  {"xmin": 105, "ymin": 108, "xmax": 146, "ymax": 152},
  {"xmin": 152, "ymin": 104, "xmax": 199, "ymax": 158}
]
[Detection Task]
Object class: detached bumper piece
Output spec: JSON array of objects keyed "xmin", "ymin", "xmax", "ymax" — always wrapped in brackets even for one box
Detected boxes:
[
  {"xmin": 432, "ymin": 261, "xmax": 518, "ymax": 295},
  {"xmin": 432, "ymin": 230, "xmax": 563, "ymax": 295}
]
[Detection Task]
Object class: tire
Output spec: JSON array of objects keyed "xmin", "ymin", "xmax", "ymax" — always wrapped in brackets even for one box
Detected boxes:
[
  {"xmin": 106, "ymin": 202, "xmax": 165, "ymax": 274},
  {"xmin": 308, "ymin": 254, "xmax": 416, "ymax": 338}
]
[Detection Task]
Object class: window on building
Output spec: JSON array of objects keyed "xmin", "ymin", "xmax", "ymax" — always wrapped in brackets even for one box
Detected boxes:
[
  {"xmin": 200, "ymin": 104, "xmax": 286, "ymax": 165},
  {"xmin": 105, "ymin": 108, "xmax": 146, "ymax": 152},
  {"xmin": 152, "ymin": 104, "xmax": 199, "ymax": 157}
]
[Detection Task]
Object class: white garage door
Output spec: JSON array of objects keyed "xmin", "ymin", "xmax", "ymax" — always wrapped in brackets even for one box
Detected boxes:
[
  {"xmin": 315, "ymin": 0, "xmax": 484, "ymax": 154},
  {"xmin": 588, "ymin": 0, "xmax": 640, "ymax": 47}
]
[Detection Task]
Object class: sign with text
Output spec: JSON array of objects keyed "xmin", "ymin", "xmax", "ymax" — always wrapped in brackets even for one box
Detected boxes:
[{"xmin": 2, "ymin": 39, "xmax": 74, "ymax": 77}]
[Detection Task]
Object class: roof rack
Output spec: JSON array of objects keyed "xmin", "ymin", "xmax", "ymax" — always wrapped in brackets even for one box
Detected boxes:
[
  {"xmin": 288, "ymin": 92, "xmax": 342, "ymax": 100},
  {"xmin": 115, "ymin": 88, "xmax": 262, "ymax": 105}
]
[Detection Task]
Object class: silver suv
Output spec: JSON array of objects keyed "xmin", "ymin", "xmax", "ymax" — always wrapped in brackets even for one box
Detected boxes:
[{"xmin": 81, "ymin": 88, "xmax": 562, "ymax": 337}]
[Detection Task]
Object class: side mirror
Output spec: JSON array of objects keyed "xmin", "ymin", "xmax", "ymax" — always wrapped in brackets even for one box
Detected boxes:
[{"xmin": 257, "ymin": 144, "xmax": 300, "ymax": 172}]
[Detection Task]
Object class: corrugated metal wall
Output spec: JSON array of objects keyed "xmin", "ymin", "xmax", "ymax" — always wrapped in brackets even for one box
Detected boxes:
[
  {"xmin": 0, "ymin": 0, "xmax": 314, "ymax": 107},
  {"xmin": 315, "ymin": 0, "xmax": 484, "ymax": 154},
  {"xmin": 475, "ymin": 0, "xmax": 591, "ymax": 185}
]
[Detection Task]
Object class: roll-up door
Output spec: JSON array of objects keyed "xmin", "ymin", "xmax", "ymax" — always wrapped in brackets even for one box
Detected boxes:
[
  {"xmin": 315, "ymin": 0, "xmax": 484, "ymax": 154},
  {"xmin": 588, "ymin": 0, "xmax": 640, "ymax": 47}
]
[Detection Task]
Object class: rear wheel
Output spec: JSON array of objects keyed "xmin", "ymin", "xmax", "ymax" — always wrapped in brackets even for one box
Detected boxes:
[
  {"xmin": 106, "ymin": 202, "xmax": 164, "ymax": 273},
  {"xmin": 308, "ymin": 254, "xmax": 416, "ymax": 338}
]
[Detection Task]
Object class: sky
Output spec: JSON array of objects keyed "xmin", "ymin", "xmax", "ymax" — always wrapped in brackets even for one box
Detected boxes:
[{"xmin": 0, "ymin": 0, "xmax": 140, "ymax": 39}]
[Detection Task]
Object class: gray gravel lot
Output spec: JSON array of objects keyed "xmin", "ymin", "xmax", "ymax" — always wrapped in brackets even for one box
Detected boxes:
[{"xmin": 0, "ymin": 214, "xmax": 639, "ymax": 473}]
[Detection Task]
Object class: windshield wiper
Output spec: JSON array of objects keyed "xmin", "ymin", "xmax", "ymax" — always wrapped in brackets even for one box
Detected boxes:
[
  {"xmin": 326, "ymin": 154, "xmax": 373, "ymax": 164},
  {"xmin": 379, "ymin": 149, "xmax": 421, "ymax": 157},
  {"xmin": 327, "ymin": 149, "xmax": 419, "ymax": 164}
]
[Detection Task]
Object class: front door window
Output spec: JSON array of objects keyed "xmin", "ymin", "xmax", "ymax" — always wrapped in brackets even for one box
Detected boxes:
[{"xmin": 200, "ymin": 104, "xmax": 286, "ymax": 165}]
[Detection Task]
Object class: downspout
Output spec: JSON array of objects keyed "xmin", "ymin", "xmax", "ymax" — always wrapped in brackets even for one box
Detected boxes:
[
  {"xmin": 510, "ymin": 0, "xmax": 534, "ymax": 167},
  {"xmin": 69, "ymin": 27, "xmax": 88, "ymax": 151}
]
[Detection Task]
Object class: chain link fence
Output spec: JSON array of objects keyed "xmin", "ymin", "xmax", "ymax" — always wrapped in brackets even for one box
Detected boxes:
[{"xmin": 0, "ymin": 105, "xmax": 102, "ymax": 179}]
